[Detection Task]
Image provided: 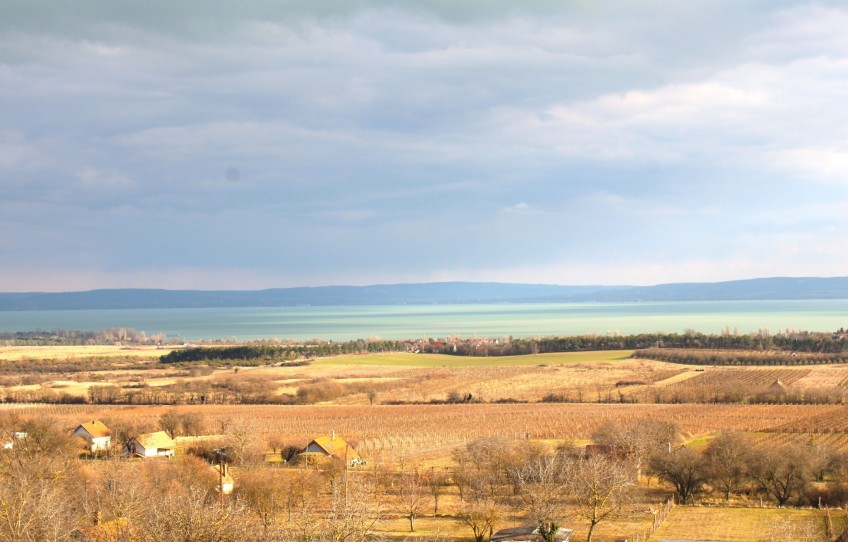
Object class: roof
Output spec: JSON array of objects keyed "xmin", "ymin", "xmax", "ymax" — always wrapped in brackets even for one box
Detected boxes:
[
  {"xmin": 491, "ymin": 525, "xmax": 573, "ymax": 542},
  {"xmin": 77, "ymin": 421, "xmax": 111, "ymax": 439},
  {"xmin": 132, "ymin": 431, "xmax": 175, "ymax": 450},
  {"xmin": 309, "ymin": 435, "xmax": 358, "ymax": 460},
  {"xmin": 768, "ymin": 379, "xmax": 788, "ymax": 393}
]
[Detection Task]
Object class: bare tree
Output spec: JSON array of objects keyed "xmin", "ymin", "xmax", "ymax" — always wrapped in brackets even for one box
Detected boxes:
[
  {"xmin": 650, "ymin": 447, "xmax": 708, "ymax": 504},
  {"xmin": 280, "ymin": 467, "xmax": 320, "ymax": 522},
  {"xmin": 178, "ymin": 412, "xmax": 204, "ymax": 436},
  {"xmin": 391, "ymin": 470, "xmax": 427, "ymax": 532},
  {"xmin": 91, "ymin": 461, "xmax": 151, "ymax": 527},
  {"xmin": 0, "ymin": 455, "xmax": 77, "ymax": 542},
  {"xmin": 424, "ymin": 467, "xmax": 447, "ymax": 514},
  {"xmin": 516, "ymin": 454, "xmax": 571, "ymax": 529},
  {"xmin": 239, "ymin": 467, "xmax": 287, "ymax": 540},
  {"xmin": 267, "ymin": 434, "xmax": 286, "ymax": 456},
  {"xmin": 460, "ymin": 502, "xmax": 500, "ymax": 542},
  {"xmin": 7, "ymin": 416, "xmax": 77, "ymax": 459},
  {"xmin": 749, "ymin": 444, "xmax": 812, "ymax": 507},
  {"xmin": 594, "ymin": 420, "xmax": 680, "ymax": 480},
  {"xmin": 224, "ymin": 418, "xmax": 263, "ymax": 465},
  {"xmin": 158, "ymin": 410, "xmax": 182, "ymax": 439},
  {"xmin": 134, "ymin": 487, "xmax": 254, "ymax": 542},
  {"xmin": 570, "ymin": 454, "xmax": 635, "ymax": 542},
  {"xmin": 703, "ymin": 432, "xmax": 753, "ymax": 500},
  {"xmin": 290, "ymin": 478, "xmax": 382, "ymax": 542}
]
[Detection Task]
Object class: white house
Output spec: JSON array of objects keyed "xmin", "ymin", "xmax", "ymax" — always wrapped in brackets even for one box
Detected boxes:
[
  {"xmin": 73, "ymin": 420, "xmax": 112, "ymax": 453},
  {"xmin": 126, "ymin": 431, "xmax": 175, "ymax": 458}
]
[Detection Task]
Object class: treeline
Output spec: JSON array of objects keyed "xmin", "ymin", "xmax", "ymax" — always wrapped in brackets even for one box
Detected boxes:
[
  {"xmin": 1, "ymin": 373, "xmax": 401, "ymax": 406},
  {"xmin": 434, "ymin": 331, "xmax": 847, "ymax": 357},
  {"xmin": 159, "ymin": 330, "xmax": 848, "ymax": 365},
  {"xmin": 160, "ymin": 340, "xmax": 407, "ymax": 364},
  {"xmin": 6, "ymin": 326, "xmax": 848, "ymax": 357},
  {"xmin": 631, "ymin": 348, "xmax": 848, "ymax": 366},
  {"xmin": 2, "ymin": 328, "xmax": 172, "ymax": 346}
]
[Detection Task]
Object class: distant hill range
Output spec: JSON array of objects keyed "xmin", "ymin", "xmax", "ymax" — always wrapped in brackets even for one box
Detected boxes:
[{"xmin": 1, "ymin": 277, "xmax": 847, "ymax": 310}]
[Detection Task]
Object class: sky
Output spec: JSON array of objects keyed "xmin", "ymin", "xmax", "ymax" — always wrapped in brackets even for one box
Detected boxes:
[{"xmin": 2, "ymin": 1, "xmax": 848, "ymax": 291}]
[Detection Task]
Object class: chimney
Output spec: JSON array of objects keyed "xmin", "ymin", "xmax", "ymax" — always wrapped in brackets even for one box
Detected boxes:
[
  {"xmin": 666, "ymin": 442, "xmax": 671, "ymax": 455},
  {"xmin": 331, "ymin": 430, "xmax": 335, "ymax": 440},
  {"xmin": 94, "ymin": 510, "xmax": 102, "ymax": 526}
]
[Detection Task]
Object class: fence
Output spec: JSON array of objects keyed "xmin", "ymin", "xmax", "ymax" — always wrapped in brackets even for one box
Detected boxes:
[{"xmin": 627, "ymin": 496, "xmax": 675, "ymax": 542}]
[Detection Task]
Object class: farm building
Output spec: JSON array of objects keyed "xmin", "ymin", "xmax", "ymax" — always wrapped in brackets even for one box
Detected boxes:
[
  {"xmin": 126, "ymin": 431, "xmax": 175, "ymax": 458},
  {"xmin": 73, "ymin": 420, "xmax": 112, "ymax": 453},
  {"xmin": 491, "ymin": 524, "xmax": 573, "ymax": 542},
  {"xmin": 305, "ymin": 432, "xmax": 361, "ymax": 465},
  {"xmin": 767, "ymin": 379, "xmax": 788, "ymax": 394}
]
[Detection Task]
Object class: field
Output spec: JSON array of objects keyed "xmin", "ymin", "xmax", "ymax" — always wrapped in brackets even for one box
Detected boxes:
[
  {"xmin": 649, "ymin": 507, "xmax": 843, "ymax": 542},
  {"xmin": 4, "ymin": 345, "xmax": 848, "ymax": 541},
  {"xmin": 0, "ymin": 344, "xmax": 176, "ymax": 361}
]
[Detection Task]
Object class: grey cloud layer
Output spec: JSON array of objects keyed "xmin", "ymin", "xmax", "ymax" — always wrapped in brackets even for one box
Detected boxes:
[{"xmin": 1, "ymin": 1, "xmax": 847, "ymax": 289}]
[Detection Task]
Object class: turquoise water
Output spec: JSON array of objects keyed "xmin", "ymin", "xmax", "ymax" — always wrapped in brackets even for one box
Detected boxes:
[{"xmin": 0, "ymin": 300, "xmax": 846, "ymax": 341}]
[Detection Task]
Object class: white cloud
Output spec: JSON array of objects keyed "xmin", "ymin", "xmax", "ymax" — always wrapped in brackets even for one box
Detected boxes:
[{"xmin": 766, "ymin": 147, "xmax": 848, "ymax": 183}]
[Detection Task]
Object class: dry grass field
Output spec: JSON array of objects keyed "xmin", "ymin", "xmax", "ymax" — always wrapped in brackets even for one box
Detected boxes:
[
  {"xmin": 0, "ymin": 344, "xmax": 174, "ymax": 361},
  {"xmin": 648, "ymin": 506, "xmax": 843, "ymax": 542}
]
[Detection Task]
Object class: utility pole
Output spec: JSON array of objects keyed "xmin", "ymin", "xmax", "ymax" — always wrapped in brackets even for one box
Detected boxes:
[{"xmin": 344, "ymin": 442, "xmax": 349, "ymax": 508}]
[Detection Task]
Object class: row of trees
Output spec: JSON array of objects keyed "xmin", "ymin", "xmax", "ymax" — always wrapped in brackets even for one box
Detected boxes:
[
  {"xmin": 2, "ymin": 328, "xmax": 172, "ymax": 346},
  {"xmin": 160, "ymin": 330, "xmax": 848, "ymax": 365},
  {"xmin": 426, "ymin": 330, "xmax": 848, "ymax": 357},
  {"xmin": 651, "ymin": 433, "xmax": 848, "ymax": 507},
  {"xmin": 160, "ymin": 341, "xmax": 408, "ymax": 364},
  {"xmin": 632, "ymin": 348, "xmax": 848, "ymax": 366}
]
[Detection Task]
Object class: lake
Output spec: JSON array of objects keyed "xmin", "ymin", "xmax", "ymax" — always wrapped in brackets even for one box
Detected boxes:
[{"xmin": 0, "ymin": 300, "xmax": 846, "ymax": 341}]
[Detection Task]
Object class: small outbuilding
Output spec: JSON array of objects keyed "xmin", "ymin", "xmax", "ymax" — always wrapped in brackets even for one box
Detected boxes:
[
  {"xmin": 767, "ymin": 379, "xmax": 788, "ymax": 394},
  {"xmin": 305, "ymin": 432, "xmax": 361, "ymax": 465},
  {"xmin": 491, "ymin": 525, "xmax": 573, "ymax": 542},
  {"xmin": 73, "ymin": 420, "xmax": 112, "ymax": 453},
  {"xmin": 126, "ymin": 431, "xmax": 175, "ymax": 458}
]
